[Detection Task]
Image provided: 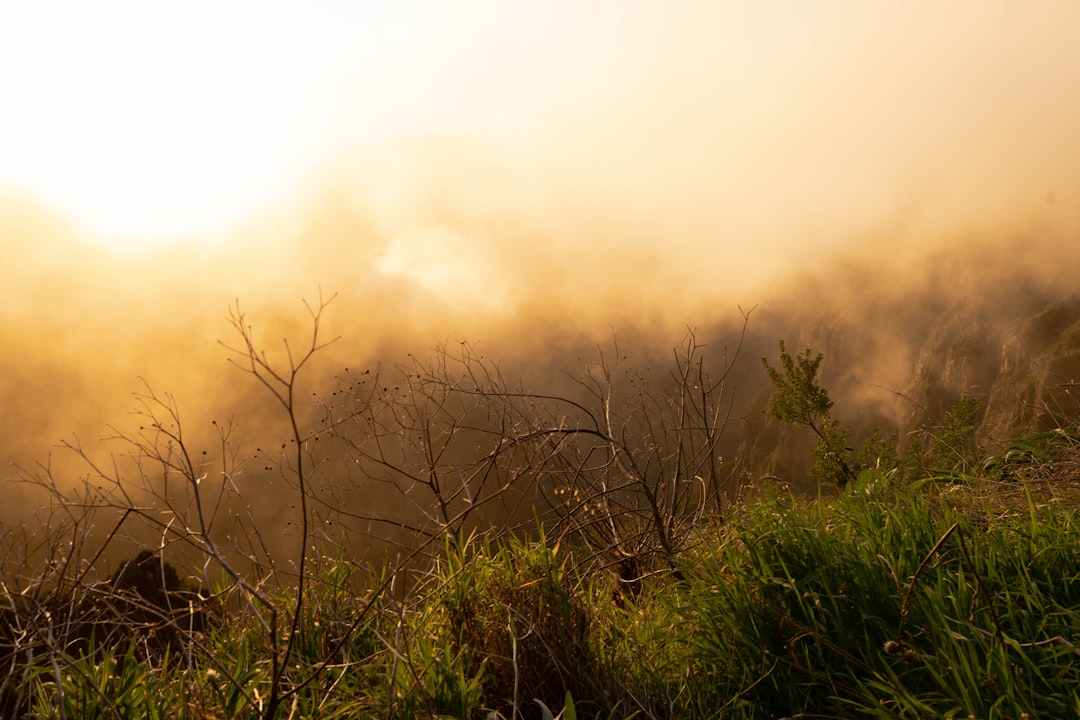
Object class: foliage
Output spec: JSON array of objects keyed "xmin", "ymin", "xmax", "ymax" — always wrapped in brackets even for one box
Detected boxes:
[
  {"xmin": 684, "ymin": 474, "xmax": 1080, "ymax": 718},
  {"xmin": 905, "ymin": 393, "xmax": 985, "ymax": 481},
  {"xmin": 854, "ymin": 426, "xmax": 900, "ymax": 475},
  {"xmin": 14, "ymin": 469, "xmax": 1080, "ymax": 719},
  {"xmin": 807, "ymin": 416, "xmax": 853, "ymax": 488},
  {"xmin": 761, "ymin": 340, "xmax": 834, "ymax": 429},
  {"xmin": 762, "ymin": 340, "xmax": 865, "ymax": 487},
  {"xmin": 982, "ymin": 427, "xmax": 1080, "ymax": 482},
  {"xmin": 8, "ymin": 304, "xmax": 1080, "ymax": 719},
  {"xmin": 435, "ymin": 532, "xmax": 595, "ymax": 718},
  {"xmin": 928, "ymin": 393, "xmax": 983, "ymax": 473}
]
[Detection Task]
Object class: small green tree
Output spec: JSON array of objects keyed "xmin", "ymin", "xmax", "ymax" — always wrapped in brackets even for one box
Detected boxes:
[{"xmin": 762, "ymin": 341, "xmax": 858, "ymax": 488}]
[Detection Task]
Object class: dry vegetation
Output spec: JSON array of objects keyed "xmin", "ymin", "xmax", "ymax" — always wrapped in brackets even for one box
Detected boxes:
[{"xmin": 3, "ymin": 298, "xmax": 1080, "ymax": 719}]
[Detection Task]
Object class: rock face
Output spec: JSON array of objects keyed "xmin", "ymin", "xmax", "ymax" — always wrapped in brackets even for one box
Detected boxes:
[
  {"xmin": 980, "ymin": 294, "xmax": 1080, "ymax": 440},
  {"xmin": 891, "ymin": 293, "xmax": 1080, "ymax": 442},
  {"xmin": 731, "ymin": 273, "xmax": 1080, "ymax": 491}
]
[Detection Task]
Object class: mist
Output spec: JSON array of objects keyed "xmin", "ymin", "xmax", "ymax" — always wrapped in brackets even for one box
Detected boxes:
[{"xmin": 2, "ymin": 3, "xmax": 1080, "ymax": 563}]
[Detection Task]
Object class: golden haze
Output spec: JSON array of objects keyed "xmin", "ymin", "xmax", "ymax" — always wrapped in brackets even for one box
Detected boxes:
[{"xmin": 1, "ymin": 3, "xmax": 1079, "ymax": 537}]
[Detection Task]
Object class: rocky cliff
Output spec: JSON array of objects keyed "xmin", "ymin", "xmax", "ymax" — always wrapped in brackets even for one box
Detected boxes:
[{"xmin": 730, "ymin": 243, "xmax": 1080, "ymax": 490}]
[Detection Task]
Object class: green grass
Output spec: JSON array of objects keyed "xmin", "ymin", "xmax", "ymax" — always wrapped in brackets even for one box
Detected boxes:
[
  {"xmin": 680, "ymin": 471, "xmax": 1080, "ymax": 718},
  {"xmin": 8, "ymin": 436, "xmax": 1080, "ymax": 720}
]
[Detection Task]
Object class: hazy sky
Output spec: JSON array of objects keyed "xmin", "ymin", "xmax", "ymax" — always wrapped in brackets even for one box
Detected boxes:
[
  {"xmin": 1, "ymin": 2, "xmax": 1079, "ymax": 489},
  {"xmin": 2, "ymin": 2, "xmax": 1077, "ymax": 250}
]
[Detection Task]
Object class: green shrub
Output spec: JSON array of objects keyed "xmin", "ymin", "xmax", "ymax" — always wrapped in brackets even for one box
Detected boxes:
[{"xmin": 438, "ymin": 533, "xmax": 594, "ymax": 719}]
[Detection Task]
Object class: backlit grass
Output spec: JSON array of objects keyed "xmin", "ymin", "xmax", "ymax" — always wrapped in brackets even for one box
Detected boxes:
[{"xmin": 8, "ymin": 433, "xmax": 1080, "ymax": 719}]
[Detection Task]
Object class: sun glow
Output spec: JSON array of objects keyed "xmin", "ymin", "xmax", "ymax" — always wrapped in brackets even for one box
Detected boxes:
[
  {"xmin": 2, "ymin": 1, "xmax": 1077, "ymax": 261},
  {"xmin": 0, "ymin": 2, "xmax": 333, "ymax": 251}
]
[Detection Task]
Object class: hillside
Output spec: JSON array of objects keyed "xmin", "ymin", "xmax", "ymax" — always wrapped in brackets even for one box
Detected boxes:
[
  {"xmin": 4, "ymin": 237, "xmax": 1080, "ymax": 718},
  {"xmin": 733, "ymin": 245, "xmax": 1080, "ymax": 491}
]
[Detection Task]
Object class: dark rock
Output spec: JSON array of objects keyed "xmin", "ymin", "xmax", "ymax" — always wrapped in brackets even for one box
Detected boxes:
[{"xmin": 0, "ymin": 549, "xmax": 217, "ymax": 718}]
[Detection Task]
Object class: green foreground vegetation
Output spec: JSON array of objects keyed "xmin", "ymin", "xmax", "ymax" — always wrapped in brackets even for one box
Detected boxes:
[
  {"xmin": 4, "ymin": 306, "xmax": 1080, "ymax": 719},
  {"xmin": 10, "ymin": 464, "xmax": 1080, "ymax": 719}
]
